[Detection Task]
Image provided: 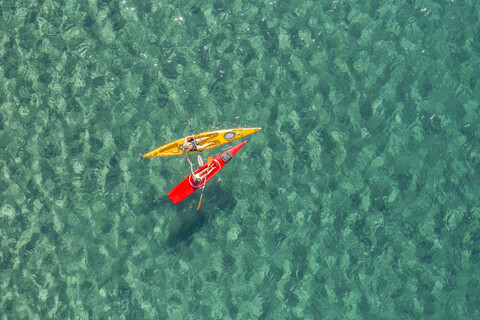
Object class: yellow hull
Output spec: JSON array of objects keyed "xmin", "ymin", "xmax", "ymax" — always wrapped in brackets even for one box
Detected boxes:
[{"xmin": 142, "ymin": 127, "xmax": 261, "ymax": 158}]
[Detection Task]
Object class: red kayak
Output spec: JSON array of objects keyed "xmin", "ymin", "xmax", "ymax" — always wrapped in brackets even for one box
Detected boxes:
[{"xmin": 168, "ymin": 141, "xmax": 247, "ymax": 204}]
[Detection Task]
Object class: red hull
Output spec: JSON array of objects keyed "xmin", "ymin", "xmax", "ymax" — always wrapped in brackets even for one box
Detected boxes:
[{"xmin": 168, "ymin": 141, "xmax": 247, "ymax": 204}]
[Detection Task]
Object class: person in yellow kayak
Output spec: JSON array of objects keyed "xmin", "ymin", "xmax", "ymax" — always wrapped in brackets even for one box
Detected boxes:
[
  {"xmin": 183, "ymin": 134, "xmax": 215, "ymax": 167},
  {"xmin": 182, "ymin": 134, "xmax": 215, "ymax": 154}
]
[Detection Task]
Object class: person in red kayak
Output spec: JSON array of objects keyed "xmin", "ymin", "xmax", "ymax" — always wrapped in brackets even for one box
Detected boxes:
[{"xmin": 187, "ymin": 158, "xmax": 215, "ymax": 186}]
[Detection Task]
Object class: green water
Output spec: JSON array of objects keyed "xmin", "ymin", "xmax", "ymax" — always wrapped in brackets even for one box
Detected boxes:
[{"xmin": 1, "ymin": 0, "xmax": 480, "ymax": 318}]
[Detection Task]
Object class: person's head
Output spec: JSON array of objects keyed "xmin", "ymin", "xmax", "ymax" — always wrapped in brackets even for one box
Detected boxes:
[
  {"xmin": 193, "ymin": 176, "xmax": 201, "ymax": 184},
  {"xmin": 184, "ymin": 142, "xmax": 193, "ymax": 151}
]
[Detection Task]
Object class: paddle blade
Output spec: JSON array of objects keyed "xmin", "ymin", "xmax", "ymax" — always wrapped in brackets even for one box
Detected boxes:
[
  {"xmin": 196, "ymin": 195, "xmax": 203, "ymax": 210},
  {"xmin": 197, "ymin": 154, "xmax": 204, "ymax": 167},
  {"xmin": 207, "ymin": 156, "xmax": 213, "ymax": 166},
  {"xmin": 186, "ymin": 113, "xmax": 194, "ymax": 136}
]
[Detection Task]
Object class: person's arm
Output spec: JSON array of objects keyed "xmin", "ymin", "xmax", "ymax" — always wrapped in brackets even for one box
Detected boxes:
[{"xmin": 187, "ymin": 156, "xmax": 195, "ymax": 176}]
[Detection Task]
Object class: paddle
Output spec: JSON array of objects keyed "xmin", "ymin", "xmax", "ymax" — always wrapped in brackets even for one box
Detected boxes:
[
  {"xmin": 186, "ymin": 113, "xmax": 194, "ymax": 135},
  {"xmin": 186, "ymin": 113, "xmax": 204, "ymax": 166},
  {"xmin": 197, "ymin": 156, "xmax": 213, "ymax": 210}
]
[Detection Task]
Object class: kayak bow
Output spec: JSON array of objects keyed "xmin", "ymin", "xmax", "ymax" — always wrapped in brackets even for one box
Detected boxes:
[{"xmin": 142, "ymin": 128, "xmax": 260, "ymax": 158}]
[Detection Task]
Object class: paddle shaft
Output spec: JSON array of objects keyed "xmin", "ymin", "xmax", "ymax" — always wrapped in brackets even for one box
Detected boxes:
[
  {"xmin": 186, "ymin": 114, "xmax": 204, "ymax": 169},
  {"xmin": 186, "ymin": 113, "xmax": 194, "ymax": 135},
  {"xmin": 197, "ymin": 157, "xmax": 213, "ymax": 210}
]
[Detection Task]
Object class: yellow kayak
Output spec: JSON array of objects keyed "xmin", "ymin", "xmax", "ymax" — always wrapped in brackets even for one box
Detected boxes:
[{"xmin": 141, "ymin": 127, "xmax": 261, "ymax": 158}]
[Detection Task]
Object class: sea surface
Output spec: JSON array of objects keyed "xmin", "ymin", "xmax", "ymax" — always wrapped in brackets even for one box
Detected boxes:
[{"xmin": 1, "ymin": 0, "xmax": 479, "ymax": 319}]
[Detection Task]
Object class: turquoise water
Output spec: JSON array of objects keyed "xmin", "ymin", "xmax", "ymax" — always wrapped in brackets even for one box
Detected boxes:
[{"xmin": 1, "ymin": 0, "xmax": 480, "ymax": 318}]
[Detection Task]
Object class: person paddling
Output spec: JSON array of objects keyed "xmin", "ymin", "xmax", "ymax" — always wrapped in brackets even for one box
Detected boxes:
[
  {"xmin": 183, "ymin": 134, "xmax": 215, "ymax": 167},
  {"xmin": 186, "ymin": 156, "xmax": 214, "ymax": 186},
  {"xmin": 182, "ymin": 134, "xmax": 215, "ymax": 154},
  {"xmin": 183, "ymin": 114, "xmax": 216, "ymax": 166}
]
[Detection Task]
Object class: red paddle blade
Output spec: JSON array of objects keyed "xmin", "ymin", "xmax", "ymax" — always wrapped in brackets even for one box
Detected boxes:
[{"xmin": 196, "ymin": 195, "xmax": 203, "ymax": 210}]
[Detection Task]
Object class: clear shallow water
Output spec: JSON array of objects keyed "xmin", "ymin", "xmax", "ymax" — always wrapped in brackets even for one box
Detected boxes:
[{"xmin": 1, "ymin": 0, "xmax": 479, "ymax": 318}]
